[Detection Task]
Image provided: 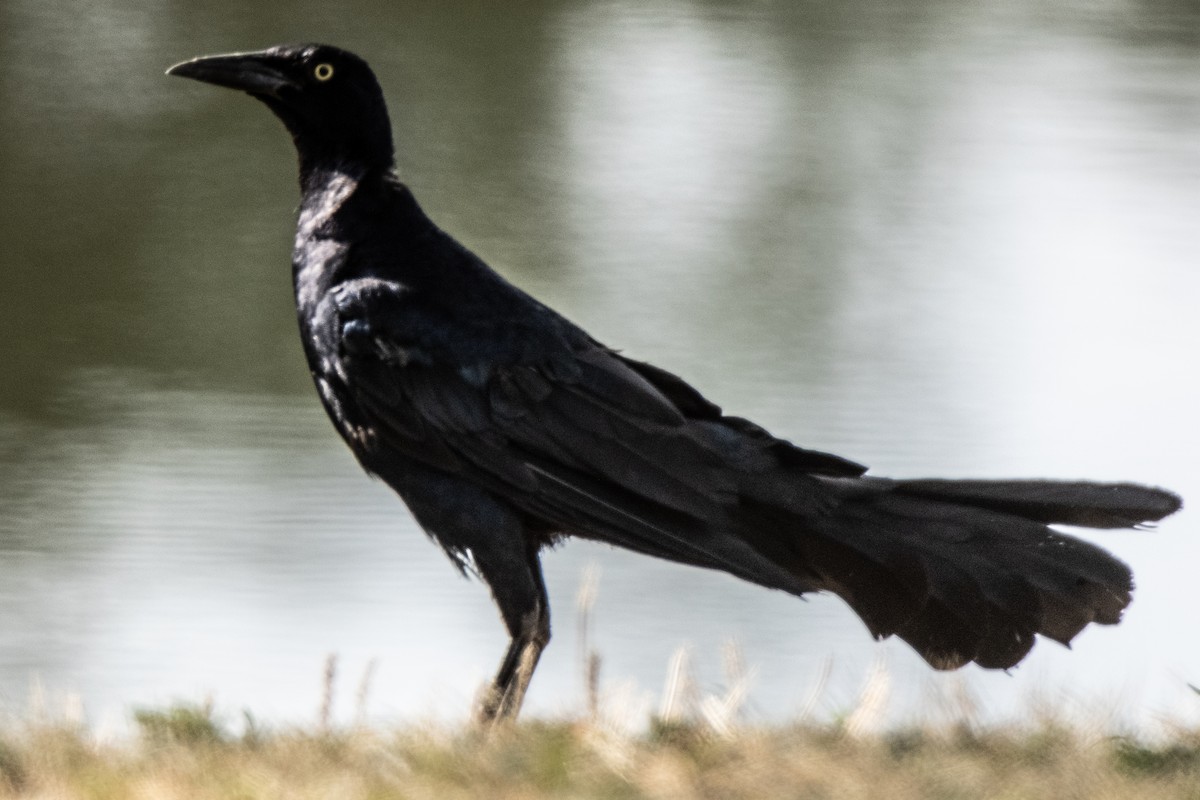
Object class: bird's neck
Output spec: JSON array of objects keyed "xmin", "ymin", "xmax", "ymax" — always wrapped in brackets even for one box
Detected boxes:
[
  {"xmin": 262, "ymin": 95, "xmax": 397, "ymax": 186},
  {"xmin": 292, "ymin": 131, "xmax": 395, "ymax": 195},
  {"xmin": 298, "ymin": 155, "xmax": 389, "ymax": 195}
]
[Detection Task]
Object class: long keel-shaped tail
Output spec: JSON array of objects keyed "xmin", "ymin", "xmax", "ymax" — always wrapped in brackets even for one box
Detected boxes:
[{"xmin": 736, "ymin": 477, "xmax": 1180, "ymax": 669}]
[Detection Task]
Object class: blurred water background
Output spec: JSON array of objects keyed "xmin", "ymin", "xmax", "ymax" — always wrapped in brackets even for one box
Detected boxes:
[{"xmin": 0, "ymin": 0, "xmax": 1197, "ymax": 733}]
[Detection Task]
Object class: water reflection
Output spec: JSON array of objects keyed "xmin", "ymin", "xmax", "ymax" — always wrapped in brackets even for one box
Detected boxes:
[{"xmin": 0, "ymin": 0, "xmax": 1196, "ymax": 731}]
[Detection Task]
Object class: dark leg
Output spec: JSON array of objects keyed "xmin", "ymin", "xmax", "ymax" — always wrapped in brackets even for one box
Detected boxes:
[
  {"xmin": 381, "ymin": 462, "xmax": 552, "ymax": 724},
  {"xmin": 475, "ymin": 543, "xmax": 551, "ymax": 723}
]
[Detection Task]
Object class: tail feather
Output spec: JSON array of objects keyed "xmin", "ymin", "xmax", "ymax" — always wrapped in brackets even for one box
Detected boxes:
[
  {"xmin": 893, "ymin": 478, "xmax": 1181, "ymax": 528},
  {"xmin": 737, "ymin": 477, "xmax": 1180, "ymax": 671}
]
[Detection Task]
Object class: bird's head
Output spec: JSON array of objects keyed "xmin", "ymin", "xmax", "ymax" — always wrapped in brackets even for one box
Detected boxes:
[{"xmin": 168, "ymin": 44, "xmax": 395, "ymax": 176}]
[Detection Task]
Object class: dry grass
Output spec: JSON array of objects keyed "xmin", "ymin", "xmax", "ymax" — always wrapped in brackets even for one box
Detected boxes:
[{"xmin": 0, "ymin": 701, "xmax": 1194, "ymax": 799}]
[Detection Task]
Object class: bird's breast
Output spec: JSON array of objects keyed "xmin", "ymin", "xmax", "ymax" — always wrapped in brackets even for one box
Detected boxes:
[
  {"xmin": 293, "ymin": 169, "xmax": 363, "ymax": 312},
  {"xmin": 294, "ymin": 237, "xmax": 350, "ymax": 315}
]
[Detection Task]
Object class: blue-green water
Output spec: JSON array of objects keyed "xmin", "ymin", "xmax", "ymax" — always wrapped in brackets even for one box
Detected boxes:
[{"xmin": 0, "ymin": 0, "xmax": 1197, "ymax": 731}]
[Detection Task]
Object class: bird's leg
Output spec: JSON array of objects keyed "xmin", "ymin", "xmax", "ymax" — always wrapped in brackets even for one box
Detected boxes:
[
  {"xmin": 475, "ymin": 550, "xmax": 551, "ymax": 724},
  {"xmin": 477, "ymin": 606, "xmax": 550, "ymax": 722},
  {"xmin": 386, "ymin": 468, "xmax": 553, "ymax": 724}
]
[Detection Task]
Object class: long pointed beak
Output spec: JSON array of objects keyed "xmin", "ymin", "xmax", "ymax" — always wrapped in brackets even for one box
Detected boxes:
[{"xmin": 166, "ymin": 51, "xmax": 296, "ymax": 98}]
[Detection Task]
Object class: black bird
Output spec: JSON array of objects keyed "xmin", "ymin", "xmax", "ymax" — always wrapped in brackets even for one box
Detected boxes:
[{"xmin": 168, "ymin": 44, "xmax": 1181, "ymax": 721}]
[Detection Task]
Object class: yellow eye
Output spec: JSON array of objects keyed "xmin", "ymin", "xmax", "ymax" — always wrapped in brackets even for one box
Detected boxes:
[{"xmin": 313, "ymin": 63, "xmax": 334, "ymax": 81}]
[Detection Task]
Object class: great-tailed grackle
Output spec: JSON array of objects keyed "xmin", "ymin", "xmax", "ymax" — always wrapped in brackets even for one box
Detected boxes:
[{"xmin": 168, "ymin": 44, "xmax": 1181, "ymax": 722}]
